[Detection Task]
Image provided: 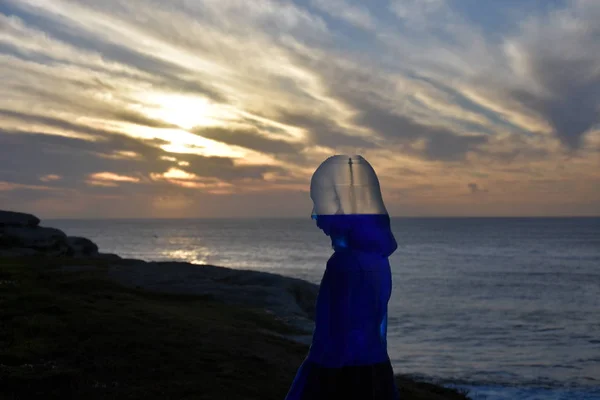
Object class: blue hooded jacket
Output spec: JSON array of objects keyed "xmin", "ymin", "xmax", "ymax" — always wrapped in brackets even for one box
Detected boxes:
[
  {"xmin": 285, "ymin": 155, "xmax": 399, "ymax": 400},
  {"xmin": 308, "ymin": 214, "xmax": 397, "ymax": 367}
]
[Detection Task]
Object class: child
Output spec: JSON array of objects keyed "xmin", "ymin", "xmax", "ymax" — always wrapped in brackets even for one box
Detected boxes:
[{"xmin": 285, "ymin": 155, "xmax": 400, "ymax": 400}]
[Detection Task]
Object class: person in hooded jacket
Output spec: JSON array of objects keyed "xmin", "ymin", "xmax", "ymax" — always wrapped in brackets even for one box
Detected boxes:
[{"xmin": 285, "ymin": 155, "xmax": 400, "ymax": 400}]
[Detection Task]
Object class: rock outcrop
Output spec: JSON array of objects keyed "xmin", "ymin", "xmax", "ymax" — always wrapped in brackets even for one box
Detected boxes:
[
  {"xmin": 1, "ymin": 226, "xmax": 69, "ymax": 255},
  {"xmin": 66, "ymin": 236, "xmax": 99, "ymax": 256},
  {"xmin": 0, "ymin": 210, "xmax": 40, "ymax": 228},
  {"xmin": 0, "ymin": 209, "xmax": 120, "ymax": 260}
]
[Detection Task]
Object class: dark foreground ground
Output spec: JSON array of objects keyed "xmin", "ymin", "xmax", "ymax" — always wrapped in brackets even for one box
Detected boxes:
[{"xmin": 0, "ymin": 257, "xmax": 470, "ymax": 400}]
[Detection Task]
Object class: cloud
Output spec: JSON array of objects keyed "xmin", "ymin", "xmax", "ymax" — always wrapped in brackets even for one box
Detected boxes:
[
  {"xmin": 390, "ymin": 0, "xmax": 446, "ymax": 24},
  {"xmin": 310, "ymin": 0, "xmax": 375, "ymax": 31},
  {"xmin": 467, "ymin": 182, "xmax": 488, "ymax": 194},
  {"xmin": 193, "ymin": 126, "xmax": 302, "ymax": 155},
  {"xmin": 0, "ymin": 181, "xmax": 54, "ymax": 192},
  {"xmin": 349, "ymin": 99, "xmax": 490, "ymax": 161},
  {"xmin": 0, "ymin": 108, "xmax": 114, "ymax": 140},
  {"xmin": 39, "ymin": 174, "xmax": 62, "ymax": 182},
  {"xmin": 0, "ymin": 128, "xmax": 161, "ymax": 186},
  {"xmin": 88, "ymin": 172, "xmax": 141, "ymax": 183},
  {"xmin": 500, "ymin": 2, "xmax": 600, "ymax": 149},
  {"xmin": 150, "ymin": 168, "xmax": 234, "ymax": 192},
  {"xmin": 275, "ymin": 111, "xmax": 377, "ymax": 151},
  {"xmin": 0, "ymin": 125, "xmax": 284, "ymax": 190},
  {"xmin": 1, "ymin": 0, "xmax": 599, "ymax": 217},
  {"xmin": 109, "ymin": 109, "xmax": 179, "ymax": 129}
]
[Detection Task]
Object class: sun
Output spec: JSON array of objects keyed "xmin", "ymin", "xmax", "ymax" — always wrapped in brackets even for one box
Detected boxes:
[
  {"xmin": 120, "ymin": 91, "xmax": 245, "ymax": 158},
  {"xmin": 124, "ymin": 91, "xmax": 288, "ymax": 162},
  {"xmin": 142, "ymin": 92, "xmax": 235, "ymax": 130}
]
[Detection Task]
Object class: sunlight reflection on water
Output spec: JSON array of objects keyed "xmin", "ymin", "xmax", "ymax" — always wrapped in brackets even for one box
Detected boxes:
[{"xmin": 159, "ymin": 248, "xmax": 214, "ymax": 265}]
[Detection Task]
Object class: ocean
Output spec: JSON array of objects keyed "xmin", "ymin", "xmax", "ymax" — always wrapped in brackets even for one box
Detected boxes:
[{"xmin": 47, "ymin": 217, "xmax": 600, "ymax": 400}]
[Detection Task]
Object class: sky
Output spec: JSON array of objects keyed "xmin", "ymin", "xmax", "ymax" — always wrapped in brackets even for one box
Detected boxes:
[{"xmin": 0, "ymin": 0, "xmax": 599, "ymax": 218}]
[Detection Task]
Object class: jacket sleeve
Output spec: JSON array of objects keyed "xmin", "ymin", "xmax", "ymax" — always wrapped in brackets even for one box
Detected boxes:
[{"xmin": 319, "ymin": 254, "xmax": 357, "ymax": 367}]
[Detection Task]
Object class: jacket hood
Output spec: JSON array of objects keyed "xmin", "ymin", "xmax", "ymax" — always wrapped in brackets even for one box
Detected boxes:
[
  {"xmin": 310, "ymin": 155, "xmax": 388, "ymax": 216},
  {"xmin": 310, "ymin": 155, "xmax": 397, "ymax": 257}
]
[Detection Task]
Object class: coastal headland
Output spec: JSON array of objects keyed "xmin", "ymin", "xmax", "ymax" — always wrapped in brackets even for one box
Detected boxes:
[{"xmin": 0, "ymin": 210, "xmax": 470, "ymax": 400}]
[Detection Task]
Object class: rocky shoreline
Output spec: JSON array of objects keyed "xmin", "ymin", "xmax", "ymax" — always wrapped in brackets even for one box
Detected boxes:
[
  {"xmin": 0, "ymin": 209, "xmax": 471, "ymax": 400},
  {"xmin": 0, "ymin": 210, "xmax": 318, "ymax": 338}
]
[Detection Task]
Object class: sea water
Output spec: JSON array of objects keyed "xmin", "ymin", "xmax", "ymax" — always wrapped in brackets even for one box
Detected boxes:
[{"xmin": 48, "ymin": 217, "xmax": 600, "ymax": 400}]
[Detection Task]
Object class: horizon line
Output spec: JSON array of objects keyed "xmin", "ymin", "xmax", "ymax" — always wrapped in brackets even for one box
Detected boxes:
[{"xmin": 42, "ymin": 215, "xmax": 600, "ymax": 221}]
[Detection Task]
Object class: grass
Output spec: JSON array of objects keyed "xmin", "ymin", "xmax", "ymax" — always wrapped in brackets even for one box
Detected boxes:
[{"xmin": 0, "ymin": 256, "xmax": 470, "ymax": 400}]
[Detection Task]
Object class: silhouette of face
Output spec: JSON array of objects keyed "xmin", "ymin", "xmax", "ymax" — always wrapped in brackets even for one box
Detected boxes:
[{"xmin": 311, "ymin": 207, "xmax": 326, "ymax": 234}]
